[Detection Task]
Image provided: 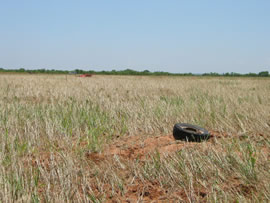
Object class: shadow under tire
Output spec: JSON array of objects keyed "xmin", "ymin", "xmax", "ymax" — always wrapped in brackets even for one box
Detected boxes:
[{"xmin": 173, "ymin": 123, "xmax": 209, "ymax": 142}]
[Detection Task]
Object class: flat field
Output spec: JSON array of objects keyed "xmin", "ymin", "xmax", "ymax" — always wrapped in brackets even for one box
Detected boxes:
[{"xmin": 0, "ymin": 74, "xmax": 269, "ymax": 202}]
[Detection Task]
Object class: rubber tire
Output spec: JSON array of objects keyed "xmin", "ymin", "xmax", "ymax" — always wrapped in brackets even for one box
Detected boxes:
[{"xmin": 173, "ymin": 123, "xmax": 209, "ymax": 142}]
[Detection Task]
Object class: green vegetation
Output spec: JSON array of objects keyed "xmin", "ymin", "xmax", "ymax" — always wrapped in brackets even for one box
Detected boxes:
[{"xmin": 0, "ymin": 67, "xmax": 269, "ymax": 77}]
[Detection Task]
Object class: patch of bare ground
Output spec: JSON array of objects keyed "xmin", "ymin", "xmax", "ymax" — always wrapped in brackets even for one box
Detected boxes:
[
  {"xmin": 108, "ymin": 180, "xmax": 194, "ymax": 202},
  {"xmin": 83, "ymin": 131, "xmax": 229, "ymax": 201},
  {"xmin": 86, "ymin": 130, "xmax": 227, "ymax": 162},
  {"xmin": 91, "ymin": 179, "xmax": 175, "ymax": 202},
  {"xmin": 223, "ymin": 177, "xmax": 257, "ymax": 198},
  {"xmin": 85, "ymin": 161, "xmax": 208, "ymax": 202},
  {"xmin": 84, "ymin": 130, "xmax": 268, "ymax": 201}
]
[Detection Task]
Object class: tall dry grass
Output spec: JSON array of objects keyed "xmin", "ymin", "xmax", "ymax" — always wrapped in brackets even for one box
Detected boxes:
[{"xmin": 0, "ymin": 74, "xmax": 269, "ymax": 202}]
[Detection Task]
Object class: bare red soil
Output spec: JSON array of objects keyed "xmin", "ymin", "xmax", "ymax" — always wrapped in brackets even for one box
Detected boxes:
[
  {"xmin": 84, "ymin": 131, "xmax": 229, "ymax": 201},
  {"xmin": 86, "ymin": 130, "xmax": 225, "ymax": 162}
]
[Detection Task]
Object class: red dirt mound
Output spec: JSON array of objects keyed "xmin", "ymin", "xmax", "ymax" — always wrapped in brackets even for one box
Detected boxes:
[
  {"xmin": 86, "ymin": 130, "xmax": 225, "ymax": 162},
  {"xmin": 102, "ymin": 134, "xmax": 196, "ymax": 160}
]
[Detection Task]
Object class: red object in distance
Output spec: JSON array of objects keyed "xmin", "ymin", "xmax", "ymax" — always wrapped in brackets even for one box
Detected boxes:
[{"xmin": 79, "ymin": 74, "xmax": 92, "ymax": 77}]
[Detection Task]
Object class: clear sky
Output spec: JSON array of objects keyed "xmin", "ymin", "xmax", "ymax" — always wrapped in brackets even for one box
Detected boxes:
[{"xmin": 0, "ymin": 0, "xmax": 269, "ymax": 73}]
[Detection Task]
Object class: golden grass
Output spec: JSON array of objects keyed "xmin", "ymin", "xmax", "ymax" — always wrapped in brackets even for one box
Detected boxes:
[{"xmin": 0, "ymin": 74, "xmax": 269, "ymax": 202}]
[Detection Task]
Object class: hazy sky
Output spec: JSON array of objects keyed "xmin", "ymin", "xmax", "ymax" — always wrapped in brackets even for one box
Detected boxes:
[{"xmin": 0, "ymin": 0, "xmax": 269, "ymax": 73}]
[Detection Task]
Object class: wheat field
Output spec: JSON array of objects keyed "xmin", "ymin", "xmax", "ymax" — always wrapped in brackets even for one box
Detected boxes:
[{"xmin": 0, "ymin": 74, "xmax": 269, "ymax": 202}]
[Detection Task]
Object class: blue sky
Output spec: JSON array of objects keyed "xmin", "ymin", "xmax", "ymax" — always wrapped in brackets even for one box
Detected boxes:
[{"xmin": 0, "ymin": 0, "xmax": 269, "ymax": 73}]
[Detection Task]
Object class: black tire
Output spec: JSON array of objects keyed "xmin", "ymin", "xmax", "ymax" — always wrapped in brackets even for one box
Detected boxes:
[{"xmin": 173, "ymin": 123, "xmax": 209, "ymax": 142}]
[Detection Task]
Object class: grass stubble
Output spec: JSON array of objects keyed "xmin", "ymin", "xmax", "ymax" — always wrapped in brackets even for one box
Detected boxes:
[{"xmin": 0, "ymin": 74, "xmax": 269, "ymax": 202}]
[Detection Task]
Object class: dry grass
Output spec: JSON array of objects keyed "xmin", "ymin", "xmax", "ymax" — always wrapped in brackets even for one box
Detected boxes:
[{"xmin": 0, "ymin": 74, "xmax": 269, "ymax": 202}]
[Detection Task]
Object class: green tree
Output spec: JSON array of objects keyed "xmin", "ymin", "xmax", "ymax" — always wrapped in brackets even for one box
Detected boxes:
[{"xmin": 258, "ymin": 71, "xmax": 269, "ymax": 77}]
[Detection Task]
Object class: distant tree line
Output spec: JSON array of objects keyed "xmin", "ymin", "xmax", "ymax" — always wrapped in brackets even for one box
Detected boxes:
[
  {"xmin": 0, "ymin": 68, "xmax": 269, "ymax": 77},
  {"xmin": 0, "ymin": 68, "xmax": 69, "ymax": 74},
  {"xmin": 201, "ymin": 71, "xmax": 269, "ymax": 77}
]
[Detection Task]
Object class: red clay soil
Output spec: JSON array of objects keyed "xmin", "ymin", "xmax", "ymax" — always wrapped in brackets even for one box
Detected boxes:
[
  {"xmin": 88, "ymin": 176, "xmax": 198, "ymax": 202},
  {"xmin": 85, "ymin": 130, "xmax": 261, "ymax": 202},
  {"xmin": 86, "ymin": 130, "xmax": 226, "ymax": 162},
  {"xmin": 106, "ymin": 179, "xmax": 195, "ymax": 202},
  {"xmin": 86, "ymin": 162, "xmax": 210, "ymax": 202},
  {"xmin": 102, "ymin": 134, "xmax": 195, "ymax": 160}
]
